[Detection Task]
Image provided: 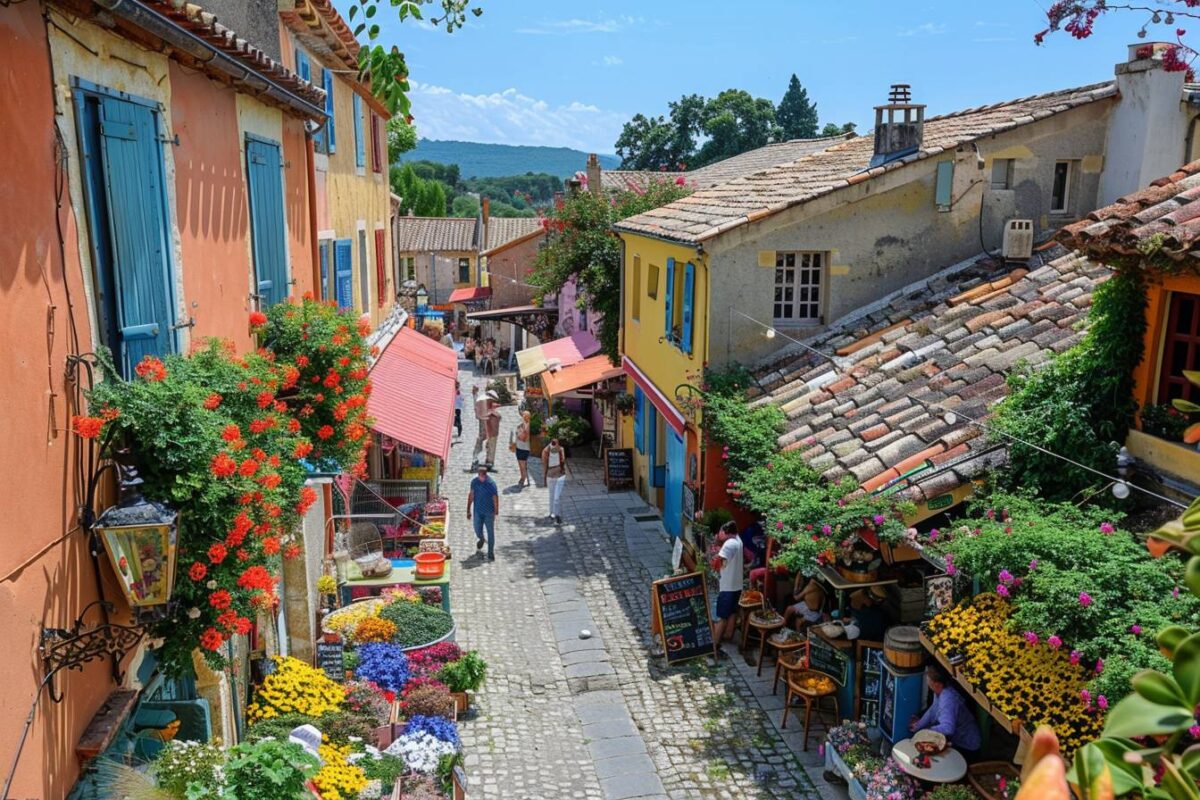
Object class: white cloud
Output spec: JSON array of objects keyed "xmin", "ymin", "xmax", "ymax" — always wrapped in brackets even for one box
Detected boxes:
[
  {"xmin": 407, "ymin": 81, "xmax": 627, "ymax": 152},
  {"xmin": 898, "ymin": 22, "xmax": 948, "ymax": 37},
  {"xmin": 516, "ymin": 15, "xmax": 641, "ymax": 35},
  {"xmin": 594, "ymin": 55, "xmax": 624, "ymax": 67}
]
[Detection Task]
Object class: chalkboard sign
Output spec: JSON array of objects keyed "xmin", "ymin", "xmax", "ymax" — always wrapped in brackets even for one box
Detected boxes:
[
  {"xmin": 682, "ymin": 484, "xmax": 695, "ymax": 522},
  {"xmin": 604, "ymin": 448, "xmax": 634, "ymax": 490},
  {"xmin": 651, "ymin": 573, "xmax": 713, "ymax": 666},
  {"xmin": 807, "ymin": 630, "xmax": 849, "ymax": 686},
  {"xmin": 317, "ymin": 640, "xmax": 345, "ymax": 682},
  {"xmin": 880, "ymin": 664, "xmax": 897, "ymax": 737},
  {"xmin": 858, "ymin": 643, "xmax": 884, "ymax": 723}
]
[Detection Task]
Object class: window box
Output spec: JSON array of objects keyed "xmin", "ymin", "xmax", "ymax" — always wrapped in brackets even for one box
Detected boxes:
[{"xmin": 1126, "ymin": 428, "xmax": 1200, "ymax": 488}]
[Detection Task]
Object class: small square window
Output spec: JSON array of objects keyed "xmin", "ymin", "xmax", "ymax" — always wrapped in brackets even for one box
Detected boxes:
[
  {"xmin": 647, "ymin": 264, "xmax": 660, "ymax": 299},
  {"xmin": 1051, "ymin": 161, "xmax": 1071, "ymax": 213},
  {"xmin": 458, "ymin": 258, "xmax": 471, "ymax": 284},
  {"xmin": 991, "ymin": 158, "xmax": 1014, "ymax": 190}
]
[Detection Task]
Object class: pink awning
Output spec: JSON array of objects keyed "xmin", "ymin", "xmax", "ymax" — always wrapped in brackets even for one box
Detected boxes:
[
  {"xmin": 622, "ymin": 355, "xmax": 687, "ymax": 435},
  {"xmin": 368, "ymin": 328, "xmax": 457, "ymax": 460},
  {"xmin": 515, "ymin": 330, "xmax": 600, "ymax": 377},
  {"xmin": 541, "ymin": 355, "xmax": 623, "ymax": 397},
  {"xmin": 448, "ymin": 286, "xmax": 492, "ymax": 303}
]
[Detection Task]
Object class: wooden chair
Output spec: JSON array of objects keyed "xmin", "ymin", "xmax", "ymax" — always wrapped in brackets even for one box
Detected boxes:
[
  {"xmin": 782, "ymin": 669, "xmax": 839, "ymax": 751},
  {"xmin": 772, "ymin": 640, "xmax": 810, "ymax": 694}
]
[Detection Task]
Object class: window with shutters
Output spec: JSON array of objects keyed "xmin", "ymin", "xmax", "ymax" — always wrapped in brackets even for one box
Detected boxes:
[
  {"xmin": 353, "ymin": 94, "xmax": 365, "ymax": 169},
  {"xmin": 318, "ymin": 239, "xmax": 334, "ymax": 301},
  {"xmin": 334, "ymin": 239, "xmax": 353, "ymax": 310},
  {"xmin": 670, "ymin": 260, "xmax": 685, "ymax": 339},
  {"xmin": 458, "ymin": 258, "xmax": 471, "ymax": 284},
  {"xmin": 403, "ymin": 256, "xmax": 416, "ymax": 281},
  {"xmin": 374, "ymin": 229, "xmax": 386, "ymax": 307},
  {"xmin": 316, "ymin": 69, "xmax": 335, "ymax": 155},
  {"xmin": 358, "ymin": 229, "xmax": 370, "ymax": 311},
  {"xmin": 773, "ymin": 251, "xmax": 823, "ymax": 324},
  {"xmin": 73, "ymin": 83, "xmax": 177, "ymax": 377},
  {"xmin": 246, "ymin": 136, "xmax": 289, "ymax": 309},
  {"xmin": 991, "ymin": 158, "xmax": 1015, "ymax": 190},
  {"xmin": 1158, "ymin": 292, "xmax": 1200, "ymax": 405}
]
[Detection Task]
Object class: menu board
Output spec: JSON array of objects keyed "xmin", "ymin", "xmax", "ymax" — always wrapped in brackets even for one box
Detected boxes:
[
  {"xmin": 651, "ymin": 573, "xmax": 713, "ymax": 666},
  {"xmin": 880, "ymin": 664, "xmax": 897, "ymax": 737},
  {"xmin": 317, "ymin": 640, "xmax": 345, "ymax": 683},
  {"xmin": 604, "ymin": 448, "xmax": 634, "ymax": 490},
  {"xmin": 807, "ymin": 630, "xmax": 850, "ymax": 686},
  {"xmin": 858, "ymin": 644, "xmax": 884, "ymax": 723}
]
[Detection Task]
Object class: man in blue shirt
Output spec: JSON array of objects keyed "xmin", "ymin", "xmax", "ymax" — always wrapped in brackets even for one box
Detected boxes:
[
  {"xmin": 910, "ymin": 665, "xmax": 982, "ymax": 760},
  {"xmin": 466, "ymin": 465, "xmax": 499, "ymax": 561}
]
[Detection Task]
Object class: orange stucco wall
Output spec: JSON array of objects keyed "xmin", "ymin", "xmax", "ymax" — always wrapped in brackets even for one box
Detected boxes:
[
  {"xmin": 1134, "ymin": 272, "xmax": 1200, "ymax": 416},
  {"xmin": 0, "ymin": 7, "xmax": 124, "ymax": 798},
  {"xmin": 283, "ymin": 117, "xmax": 315, "ymax": 299}
]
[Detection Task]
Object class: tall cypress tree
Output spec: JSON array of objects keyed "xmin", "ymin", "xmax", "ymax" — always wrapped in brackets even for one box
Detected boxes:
[{"xmin": 777, "ymin": 74, "xmax": 819, "ymax": 140}]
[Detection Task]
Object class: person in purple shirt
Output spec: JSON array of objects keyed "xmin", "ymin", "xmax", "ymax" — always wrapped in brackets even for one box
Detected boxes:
[{"xmin": 910, "ymin": 665, "xmax": 982, "ymax": 760}]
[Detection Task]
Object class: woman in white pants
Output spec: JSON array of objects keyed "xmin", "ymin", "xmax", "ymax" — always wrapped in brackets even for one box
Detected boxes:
[{"xmin": 541, "ymin": 438, "xmax": 570, "ymax": 525}]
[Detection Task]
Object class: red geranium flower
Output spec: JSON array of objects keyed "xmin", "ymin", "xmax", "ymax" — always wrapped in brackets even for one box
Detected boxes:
[
  {"xmin": 238, "ymin": 458, "xmax": 259, "ymax": 477},
  {"xmin": 210, "ymin": 453, "xmax": 237, "ymax": 478},
  {"xmin": 297, "ymin": 485, "xmax": 318, "ymax": 515},
  {"xmin": 235, "ymin": 616, "xmax": 253, "ymax": 635},
  {"xmin": 252, "ymin": 448, "xmax": 268, "ymax": 461},
  {"xmin": 200, "ymin": 627, "xmax": 225, "ymax": 651},
  {"xmin": 256, "ymin": 391, "xmax": 274, "ymax": 409},
  {"xmin": 229, "ymin": 438, "xmax": 247, "ymax": 451},
  {"xmin": 287, "ymin": 418, "xmax": 301, "ymax": 433},
  {"xmin": 208, "ymin": 543, "xmax": 228, "ymax": 564},
  {"xmin": 209, "ymin": 589, "xmax": 232, "ymax": 609},
  {"xmin": 259, "ymin": 473, "xmax": 281, "ymax": 490},
  {"xmin": 71, "ymin": 415, "xmax": 104, "ymax": 439},
  {"xmin": 221, "ymin": 423, "xmax": 241, "ymax": 442},
  {"xmin": 188, "ymin": 561, "xmax": 207, "ymax": 582},
  {"xmin": 236, "ymin": 548, "xmax": 250, "ymax": 561},
  {"xmin": 217, "ymin": 609, "xmax": 238, "ymax": 630},
  {"xmin": 283, "ymin": 542, "xmax": 302, "ymax": 560},
  {"xmin": 268, "ymin": 455, "xmax": 280, "ymax": 467},
  {"xmin": 249, "ymin": 417, "xmax": 272, "ymax": 434},
  {"xmin": 323, "ymin": 370, "xmax": 341, "ymax": 388},
  {"xmin": 262, "ymin": 536, "xmax": 281, "ymax": 555},
  {"xmin": 249, "ymin": 310, "xmax": 268, "ymax": 328},
  {"xmin": 294, "ymin": 440, "xmax": 314, "ymax": 459},
  {"xmin": 203, "ymin": 393, "xmax": 223, "ymax": 410},
  {"xmin": 237, "ymin": 565, "xmax": 274, "ymax": 591},
  {"xmin": 226, "ymin": 529, "xmax": 246, "ymax": 548},
  {"xmin": 317, "ymin": 425, "xmax": 335, "ymax": 440},
  {"xmin": 134, "ymin": 356, "xmax": 167, "ymax": 382}
]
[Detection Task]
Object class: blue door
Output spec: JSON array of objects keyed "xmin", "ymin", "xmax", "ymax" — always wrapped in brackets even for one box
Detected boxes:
[
  {"xmin": 77, "ymin": 87, "xmax": 176, "ymax": 375},
  {"xmin": 246, "ymin": 137, "xmax": 288, "ymax": 308},
  {"xmin": 664, "ymin": 429, "xmax": 685, "ymax": 538},
  {"xmin": 334, "ymin": 239, "xmax": 353, "ymax": 310}
]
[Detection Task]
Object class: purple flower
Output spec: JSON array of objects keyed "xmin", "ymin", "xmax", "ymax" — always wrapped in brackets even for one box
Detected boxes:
[
  {"xmin": 1190, "ymin": 725, "xmax": 1200, "ymax": 739},
  {"xmin": 402, "ymin": 714, "xmax": 460, "ymax": 748},
  {"xmin": 1024, "ymin": 631, "xmax": 1038, "ymax": 645},
  {"xmin": 996, "ymin": 584, "xmax": 1010, "ymax": 597},
  {"xmin": 946, "ymin": 563, "xmax": 957, "ymax": 576},
  {"xmin": 873, "ymin": 514, "xmax": 886, "ymax": 526},
  {"xmin": 1097, "ymin": 695, "xmax": 1109, "ymax": 710},
  {"xmin": 776, "ymin": 521, "xmax": 784, "ymax": 530},
  {"xmin": 1095, "ymin": 658, "xmax": 1104, "ymax": 674},
  {"xmin": 1080, "ymin": 689, "xmax": 1091, "ymax": 706},
  {"xmin": 1078, "ymin": 592, "xmax": 1093, "ymax": 607},
  {"xmin": 1047, "ymin": 635, "xmax": 1062, "ymax": 649},
  {"xmin": 1069, "ymin": 650, "xmax": 1082, "ymax": 665},
  {"xmin": 1174, "ymin": 586, "xmax": 1181, "ymax": 599},
  {"xmin": 1028, "ymin": 559, "xmax": 1038, "ymax": 571},
  {"xmin": 1100, "ymin": 522, "xmax": 1115, "ymax": 535},
  {"xmin": 998, "ymin": 569, "xmax": 1014, "ymax": 584},
  {"xmin": 837, "ymin": 498, "xmax": 847, "ymax": 507},
  {"xmin": 929, "ymin": 528, "xmax": 940, "ymax": 541},
  {"xmin": 821, "ymin": 524, "xmax": 832, "ymax": 535},
  {"xmin": 1131, "ymin": 624, "xmax": 1142, "ymax": 635}
]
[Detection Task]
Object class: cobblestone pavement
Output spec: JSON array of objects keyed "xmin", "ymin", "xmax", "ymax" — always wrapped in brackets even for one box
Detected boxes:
[{"xmin": 446, "ymin": 368, "xmax": 843, "ymax": 800}]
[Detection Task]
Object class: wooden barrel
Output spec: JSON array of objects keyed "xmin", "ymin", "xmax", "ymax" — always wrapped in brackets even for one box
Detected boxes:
[{"xmin": 884, "ymin": 625, "xmax": 926, "ymax": 671}]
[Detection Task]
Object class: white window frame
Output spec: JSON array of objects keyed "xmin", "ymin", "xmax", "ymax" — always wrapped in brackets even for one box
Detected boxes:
[
  {"xmin": 1050, "ymin": 160, "xmax": 1072, "ymax": 213},
  {"xmin": 773, "ymin": 251, "xmax": 824, "ymax": 324}
]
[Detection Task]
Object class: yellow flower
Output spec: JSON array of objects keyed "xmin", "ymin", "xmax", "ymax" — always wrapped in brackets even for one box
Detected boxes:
[{"xmin": 246, "ymin": 656, "xmax": 345, "ymax": 722}]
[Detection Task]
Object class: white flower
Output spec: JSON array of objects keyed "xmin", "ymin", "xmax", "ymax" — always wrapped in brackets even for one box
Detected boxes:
[
  {"xmin": 187, "ymin": 607, "xmax": 201, "ymax": 619},
  {"xmin": 383, "ymin": 732, "xmax": 456, "ymax": 773},
  {"xmin": 206, "ymin": 580, "xmax": 218, "ymax": 590}
]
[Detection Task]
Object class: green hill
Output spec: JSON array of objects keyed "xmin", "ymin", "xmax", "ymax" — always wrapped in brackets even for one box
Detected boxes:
[{"xmin": 398, "ymin": 139, "xmax": 620, "ymax": 178}]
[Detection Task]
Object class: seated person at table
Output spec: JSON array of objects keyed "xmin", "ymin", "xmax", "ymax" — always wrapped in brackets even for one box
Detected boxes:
[
  {"xmin": 848, "ymin": 585, "xmax": 889, "ymax": 641},
  {"xmin": 783, "ymin": 573, "xmax": 826, "ymax": 630},
  {"xmin": 910, "ymin": 665, "xmax": 982, "ymax": 761}
]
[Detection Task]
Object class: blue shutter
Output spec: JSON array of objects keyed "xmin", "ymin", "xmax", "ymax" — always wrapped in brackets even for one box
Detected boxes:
[
  {"xmin": 318, "ymin": 241, "xmax": 331, "ymax": 301},
  {"xmin": 324, "ymin": 69, "xmax": 336, "ymax": 153},
  {"xmin": 296, "ymin": 50, "xmax": 310, "ymax": 83},
  {"xmin": 663, "ymin": 257, "xmax": 675, "ymax": 342},
  {"xmin": 246, "ymin": 137, "xmax": 289, "ymax": 308},
  {"xmin": 681, "ymin": 261, "xmax": 695, "ymax": 354},
  {"xmin": 95, "ymin": 95, "xmax": 175, "ymax": 372},
  {"xmin": 647, "ymin": 407, "xmax": 662, "ymax": 487},
  {"xmin": 334, "ymin": 239, "xmax": 353, "ymax": 310},
  {"xmin": 634, "ymin": 387, "xmax": 645, "ymax": 454},
  {"xmin": 934, "ymin": 161, "xmax": 954, "ymax": 209},
  {"xmin": 353, "ymin": 94, "xmax": 365, "ymax": 168}
]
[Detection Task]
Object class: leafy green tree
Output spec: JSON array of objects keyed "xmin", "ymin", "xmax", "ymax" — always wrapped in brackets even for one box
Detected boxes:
[
  {"xmin": 387, "ymin": 118, "xmax": 418, "ymax": 163},
  {"xmin": 391, "ymin": 163, "xmax": 447, "ymax": 216},
  {"xmin": 820, "ymin": 121, "xmax": 858, "ymax": 137},
  {"xmin": 414, "ymin": 180, "xmax": 447, "ymax": 216},
  {"xmin": 694, "ymin": 90, "xmax": 778, "ymax": 167},
  {"xmin": 776, "ymin": 75, "xmax": 819, "ymax": 140},
  {"xmin": 528, "ymin": 181, "xmax": 692, "ymax": 360},
  {"xmin": 614, "ymin": 113, "xmax": 682, "ymax": 171},
  {"xmin": 451, "ymin": 194, "xmax": 480, "ymax": 218}
]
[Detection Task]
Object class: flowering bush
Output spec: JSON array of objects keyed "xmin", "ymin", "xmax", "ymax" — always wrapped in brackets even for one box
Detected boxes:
[
  {"xmin": 354, "ymin": 616, "xmax": 398, "ymax": 644},
  {"xmin": 385, "ymin": 731, "xmax": 458, "ymax": 773},
  {"xmin": 402, "ymin": 714, "xmax": 460, "ymax": 748},
  {"xmin": 323, "ymin": 598, "xmax": 385, "ymax": 639},
  {"xmin": 354, "ymin": 642, "xmax": 412, "ymax": 692},
  {"xmin": 343, "ymin": 680, "xmax": 394, "ymax": 726},
  {"xmin": 246, "ymin": 656, "xmax": 345, "ymax": 722},
  {"xmin": 400, "ymin": 683, "xmax": 455, "ymax": 719},
  {"xmin": 408, "ymin": 641, "xmax": 464, "ymax": 677},
  {"xmin": 825, "ymin": 719, "xmax": 870, "ymax": 755},
  {"xmin": 77, "ymin": 296, "xmax": 372, "ymax": 672},
  {"xmin": 311, "ymin": 742, "xmax": 367, "ymax": 800},
  {"xmin": 863, "ymin": 757, "xmax": 921, "ymax": 800},
  {"xmin": 150, "ymin": 740, "xmax": 226, "ymax": 797}
]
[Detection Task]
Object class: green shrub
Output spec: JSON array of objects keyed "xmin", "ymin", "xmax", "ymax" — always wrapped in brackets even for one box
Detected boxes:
[
  {"xmin": 437, "ymin": 651, "xmax": 488, "ymax": 693},
  {"xmin": 378, "ymin": 600, "xmax": 455, "ymax": 648},
  {"xmin": 361, "ymin": 754, "xmax": 408, "ymax": 793}
]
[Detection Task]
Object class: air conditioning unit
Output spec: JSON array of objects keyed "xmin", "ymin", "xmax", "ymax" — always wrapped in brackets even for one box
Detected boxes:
[{"xmin": 1001, "ymin": 219, "xmax": 1034, "ymax": 260}]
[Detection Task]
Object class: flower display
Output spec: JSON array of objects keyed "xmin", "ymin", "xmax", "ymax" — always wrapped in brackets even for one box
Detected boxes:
[
  {"xmin": 342, "ymin": 680, "xmax": 394, "ymax": 726},
  {"xmin": 400, "ymin": 683, "xmax": 455, "ymax": 720},
  {"xmin": 408, "ymin": 641, "xmax": 464, "ymax": 677},
  {"xmin": 354, "ymin": 642, "xmax": 411, "ymax": 692},
  {"xmin": 825, "ymin": 719, "xmax": 869, "ymax": 755},
  {"xmin": 323, "ymin": 598, "xmax": 385, "ymax": 640},
  {"xmin": 150, "ymin": 740, "xmax": 227, "ymax": 797},
  {"xmin": 862, "ymin": 757, "xmax": 921, "ymax": 800},
  {"xmin": 377, "ymin": 599, "xmax": 454, "ymax": 649},
  {"xmin": 354, "ymin": 616, "xmax": 398, "ymax": 644},
  {"xmin": 311, "ymin": 742, "xmax": 367, "ymax": 800},
  {"xmin": 402, "ymin": 714, "xmax": 460, "ymax": 748},
  {"xmin": 246, "ymin": 656, "xmax": 345, "ymax": 722},
  {"xmin": 384, "ymin": 731, "xmax": 458, "ymax": 774}
]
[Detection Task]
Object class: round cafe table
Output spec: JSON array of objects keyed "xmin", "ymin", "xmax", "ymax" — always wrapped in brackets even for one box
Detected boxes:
[{"xmin": 891, "ymin": 738, "xmax": 968, "ymax": 783}]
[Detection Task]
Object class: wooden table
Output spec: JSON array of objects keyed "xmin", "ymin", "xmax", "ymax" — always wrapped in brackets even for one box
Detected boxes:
[
  {"xmin": 891, "ymin": 738, "xmax": 968, "ymax": 783},
  {"xmin": 815, "ymin": 565, "xmax": 898, "ymax": 617},
  {"xmin": 746, "ymin": 614, "xmax": 784, "ymax": 671}
]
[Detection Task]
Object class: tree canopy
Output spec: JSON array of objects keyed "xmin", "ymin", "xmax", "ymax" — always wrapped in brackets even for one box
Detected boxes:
[{"xmin": 776, "ymin": 75, "xmax": 819, "ymax": 140}]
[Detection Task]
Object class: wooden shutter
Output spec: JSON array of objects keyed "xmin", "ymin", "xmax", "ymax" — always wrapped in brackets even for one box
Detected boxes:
[
  {"xmin": 245, "ymin": 137, "xmax": 289, "ymax": 308},
  {"xmin": 334, "ymin": 239, "xmax": 353, "ymax": 310},
  {"xmin": 353, "ymin": 94, "xmax": 365, "ymax": 168},
  {"xmin": 634, "ymin": 387, "xmax": 644, "ymax": 454},
  {"xmin": 96, "ymin": 95, "xmax": 175, "ymax": 371},
  {"xmin": 296, "ymin": 50, "xmax": 310, "ymax": 83},
  {"xmin": 371, "ymin": 115, "xmax": 382, "ymax": 173},
  {"xmin": 374, "ymin": 229, "xmax": 386, "ymax": 307},
  {"xmin": 664, "ymin": 257, "xmax": 675, "ymax": 342},
  {"xmin": 318, "ymin": 240, "xmax": 331, "ymax": 301},
  {"xmin": 934, "ymin": 161, "xmax": 954, "ymax": 210},
  {"xmin": 681, "ymin": 261, "xmax": 695, "ymax": 354},
  {"xmin": 324, "ymin": 70, "xmax": 336, "ymax": 153}
]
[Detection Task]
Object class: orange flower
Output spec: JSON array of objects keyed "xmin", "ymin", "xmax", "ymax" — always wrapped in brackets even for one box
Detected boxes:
[
  {"xmin": 203, "ymin": 393, "xmax": 223, "ymax": 410},
  {"xmin": 99, "ymin": 406, "xmax": 121, "ymax": 422},
  {"xmin": 295, "ymin": 355, "xmax": 310, "ymax": 368},
  {"xmin": 209, "ymin": 589, "xmax": 232, "ymax": 609},
  {"xmin": 297, "ymin": 485, "xmax": 318, "ymax": 515},
  {"xmin": 249, "ymin": 310, "xmax": 268, "ymax": 328},
  {"xmin": 287, "ymin": 418, "xmax": 301, "ymax": 433},
  {"xmin": 188, "ymin": 562, "xmax": 207, "ymax": 581},
  {"xmin": 238, "ymin": 458, "xmax": 259, "ymax": 477},
  {"xmin": 317, "ymin": 425, "xmax": 335, "ymax": 440},
  {"xmin": 256, "ymin": 391, "xmax": 274, "ymax": 409},
  {"xmin": 71, "ymin": 415, "xmax": 104, "ymax": 439},
  {"xmin": 221, "ymin": 424, "xmax": 241, "ymax": 442},
  {"xmin": 294, "ymin": 441, "xmax": 314, "ymax": 458},
  {"xmin": 259, "ymin": 473, "xmax": 281, "ymax": 490},
  {"xmin": 262, "ymin": 536, "xmax": 280, "ymax": 556},
  {"xmin": 283, "ymin": 542, "xmax": 302, "ymax": 560},
  {"xmin": 200, "ymin": 627, "xmax": 225, "ymax": 651},
  {"xmin": 208, "ymin": 543, "xmax": 228, "ymax": 564},
  {"xmin": 211, "ymin": 453, "xmax": 237, "ymax": 478},
  {"xmin": 134, "ymin": 356, "xmax": 167, "ymax": 382}
]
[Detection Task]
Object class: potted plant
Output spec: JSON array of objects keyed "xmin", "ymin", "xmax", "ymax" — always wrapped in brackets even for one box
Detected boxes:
[
  {"xmin": 437, "ymin": 651, "xmax": 487, "ymax": 714},
  {"xmin": 613, "ymin": 392, "xmax": 636, "ymax": 416}
]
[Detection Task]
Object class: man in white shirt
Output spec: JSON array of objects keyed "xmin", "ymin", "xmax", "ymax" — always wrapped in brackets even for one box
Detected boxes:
[
  {"xmin": 471, "ymin": 385, "xmax": 489, "ymax": 466},
  {"xmin": 710, "ymin": 521, "xmax": 744, "ymax": 659}
]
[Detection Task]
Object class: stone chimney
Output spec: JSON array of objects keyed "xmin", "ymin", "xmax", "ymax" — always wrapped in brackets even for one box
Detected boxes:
[
  {"xmin": 870, "ymin": 84, "xmax": 925, "ymax": 168},
  {"xmin": 481, "ymin": 197, "xmax": 490, "ymax": 252},
  {"xmin": 586, "ymin": 153, "xmax": 602, "ymax": 196},
  {"xmin": 1099, "ymin": 43, "xmax": 1188, "ymax": 205}
]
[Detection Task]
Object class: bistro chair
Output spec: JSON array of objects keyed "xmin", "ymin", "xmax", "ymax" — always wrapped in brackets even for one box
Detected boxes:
[
  {"xmin": 781, "ymin": 668, "xmax": 839, "ymax": 751},
  {"xmin": 771, "ymin": 639, "xmax": 810, "ymax": 694}
]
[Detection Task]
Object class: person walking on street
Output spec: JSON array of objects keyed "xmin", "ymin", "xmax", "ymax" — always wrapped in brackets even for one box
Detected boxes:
[
  {"xmin": 465, "ymin": 465, "xmax": 499, "ymax": 561},
  {"xmin": 710, "ymin": 521, "xmax": 745, "ymax": 661},
  {"xmin": 472, "ymin": 385, "xmax": 488, "ymax": 466},
  {"xmin": 514, "ymin": 411, "xmax": 532, "ymax": 487},
  {"xmin": 484, "ymin": 391, "xmax": 501, "ymax": 468},
  {"xmin": 453, "ymin": 382, "xmax": 464, "ymax": 439},
  {"xmin": 541, "ymin": 437, "xmax": 569, "ymax": 525}
]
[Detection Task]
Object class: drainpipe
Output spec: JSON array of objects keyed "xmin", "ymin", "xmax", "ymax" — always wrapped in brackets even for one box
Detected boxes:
[{"xmin": 305, "ymin": 131, "xmax": 321, "ymax": 297}]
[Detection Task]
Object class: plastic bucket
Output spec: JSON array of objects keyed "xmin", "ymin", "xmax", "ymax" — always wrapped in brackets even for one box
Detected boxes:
[{"xmin": 414, "ymin": 552, "xmax": 446, "ymax": 579}]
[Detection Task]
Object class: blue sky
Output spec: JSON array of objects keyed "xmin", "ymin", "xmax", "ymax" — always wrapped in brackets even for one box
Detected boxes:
[{"xmin": 336, "ymin": 1, "xmax": 1145, "ymax": 154}]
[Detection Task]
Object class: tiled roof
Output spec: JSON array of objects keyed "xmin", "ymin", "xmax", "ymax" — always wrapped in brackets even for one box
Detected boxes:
[
  {"xmin": 598, "ymin": 135, "xmax": 854, "ymax": 193},
  {"xmin": 1058, "ymin": 160, "xmax": 1200, "ymax": 264},
  {"xmin": 616, "ymin": 82, "xmax": 1116, "ymax": 243},
  {"xmin": 483, "ymin": 217, "xmax": 544, "ymax": 252},
  {"xmin": 394, "ymin": 217, "xmax": 478, "ymax": 252},
  {"xmin": 137, "ymin": 0, "xmax": 325, "ymax": 114},
  {"xmin": 748, "ymin": 248, "xmax": 1110, "ymax": 504},
  {"xmin": 279, "ymin": 0, "xmax": 360, "ymax": 70}
]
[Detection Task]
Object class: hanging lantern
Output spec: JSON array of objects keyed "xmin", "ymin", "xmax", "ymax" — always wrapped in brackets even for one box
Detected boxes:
[{"xmin": 93, "ymin": 467, "xmax": 179, "ymax": 616}]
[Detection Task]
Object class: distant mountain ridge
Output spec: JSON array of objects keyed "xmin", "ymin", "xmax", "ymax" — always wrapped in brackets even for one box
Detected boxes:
[{"xmin": 398, "ymin": 139, "xmax": 620, "ymax": 178}]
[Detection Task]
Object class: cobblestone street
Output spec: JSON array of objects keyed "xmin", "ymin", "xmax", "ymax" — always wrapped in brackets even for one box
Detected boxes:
[{"xmin": 445, "ymin": 369, "xmax": 842, "ymax": 800}]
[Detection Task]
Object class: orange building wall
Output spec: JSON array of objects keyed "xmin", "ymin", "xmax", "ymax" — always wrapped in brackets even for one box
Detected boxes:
[
  {"xmin": 1133, "ymin": 273, "xmax": 1200, "ymax": 416},
  {"xmin": 486, "ymin": 233, "xmax": 544, "ymax": 308},
  {"xmin": 0, "ymin": 6, "xmax": 126, "ymax": 798},
  {"xmin": 283, "ymin": 117, "xmax": 316, "ymax": 299}
]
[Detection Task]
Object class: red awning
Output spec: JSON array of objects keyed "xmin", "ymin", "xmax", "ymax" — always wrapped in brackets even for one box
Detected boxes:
[
  {"xmin": 368, "ymin": 328, "xmax": 457, "ymax": 460},
  {"xmin": 447, "ymin": 286, "xmax": 492, "ymax": 303},
  {"xmin": 622, "ymin": 355, "xmax": 687, "ymax": 435}
]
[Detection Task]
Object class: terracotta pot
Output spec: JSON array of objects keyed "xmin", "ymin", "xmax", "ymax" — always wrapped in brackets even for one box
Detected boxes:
[{"xmin": 451, "ymin": 690, "xmax": 469, "ymax": 714}]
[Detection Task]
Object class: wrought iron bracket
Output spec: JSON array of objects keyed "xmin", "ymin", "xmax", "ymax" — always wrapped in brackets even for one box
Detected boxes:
[{"xmin": 40, "ymin": 601, "xmax": 148, "ymax": 702}]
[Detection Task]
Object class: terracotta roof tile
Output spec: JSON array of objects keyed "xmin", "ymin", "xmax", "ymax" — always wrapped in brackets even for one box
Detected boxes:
[
  {"xmin": 394, "ymin": 218, "xmax": 478, "ymax": 252},
  {"xmin": 753, "ymin": 248, "xmax": 1107, "ymax": 504}
]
